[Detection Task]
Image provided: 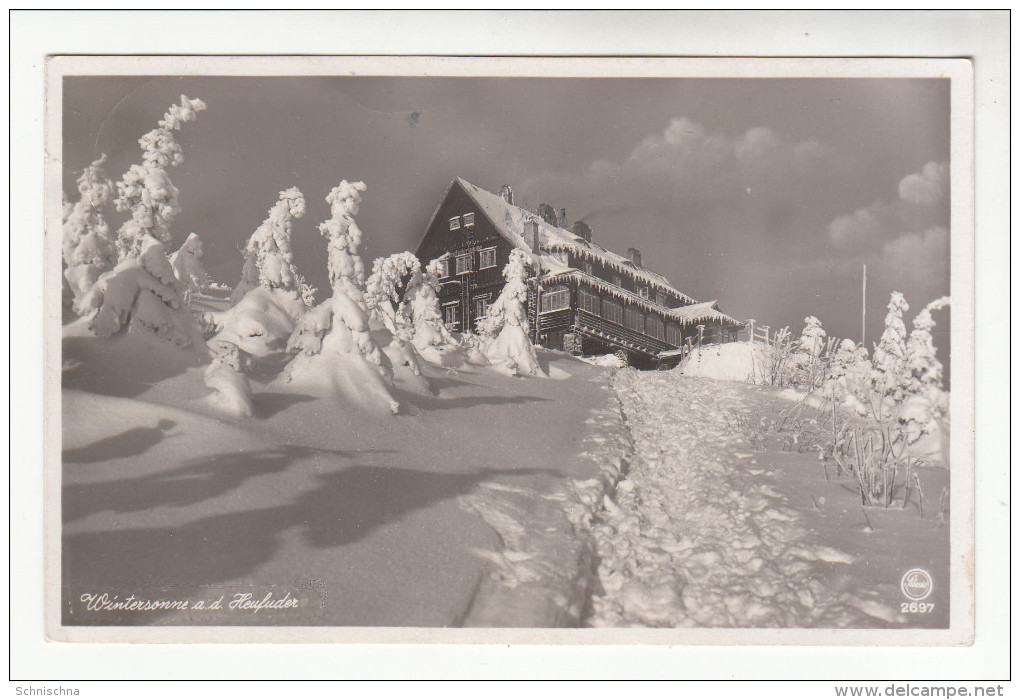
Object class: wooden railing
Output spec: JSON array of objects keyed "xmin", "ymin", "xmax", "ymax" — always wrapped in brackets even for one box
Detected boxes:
[{"xmin": 575, "ymin": 309, "xmax": 675, "ymax": 356}]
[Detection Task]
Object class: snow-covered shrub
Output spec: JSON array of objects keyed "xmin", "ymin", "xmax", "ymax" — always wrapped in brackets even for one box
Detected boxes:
[
  {"xmin": 79, "ymin": 234, "xmax": 206, "ymax": 352},
  {"xmin": 824, "ymin": 339, "xmax": 871, "ymax": 410},
  {"xmin": 207, "ymin": 286, "xmax": 307, "ymax": 360},
  {"xmin": 283, "ymin": 181, "xmax": 398, "ymax": 414},
  {"xmin": 204, "ymin": 338, "xmax": 254, "ymax": 417},
  {"xmin": 459, "ymin": 331, "xmax": 490, "ymax": 366},
  {"xmin": 871, "ymin": 291, "xmax": 911, "ymax": 405},
  {"xmin": 113, "ymin": 95, "xmax": 207, "ymax": 261},
  {"xmin": 760, "ymin": 326, "xmax": 794, "ymax": 387},
  {"xmin": 169, "ymin": 232, "xmax": 211, "ymax": 293},
  {"xmin": 478, "ymin": 249, "xmax": 545, "ymax": 377},
  {"xmin": 406, "ymin": 258, "xmax": 461, "ymax": 364},
  {"xmin": 62, "ymin": 154, "xmax": 117, "ymax": 312},
  {"xmin": 231, "ymin": 187, "xmax": 314, "ymax": 308}
]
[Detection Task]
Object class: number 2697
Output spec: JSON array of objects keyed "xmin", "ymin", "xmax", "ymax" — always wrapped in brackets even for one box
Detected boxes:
[{"xmin": 901, "ymin": 602, "xmax": 935, "ymax": 614}]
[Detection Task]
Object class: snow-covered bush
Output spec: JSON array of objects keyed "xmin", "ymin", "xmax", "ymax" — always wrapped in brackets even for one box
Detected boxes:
[
  {"xmin": 169, "ymin": 232, "xmax": 211, "ymax": 293},
  {"xmin": 113, "ymin": 95, "xmax": 207, "ymax": 261},
  {"xmin": 406, "ymin": 258, "xmax": 461, "ymax": 364},
  {"xmin": 231, "ymin": 187, "xmax": 314, "ymax": 308},
  {"xmin": 207, "ymin": 286, "xmax": 307, "ymax": 360},
  {"xmin": 283, "ymin": 181, "xmax": 398, "ymax": 414},
  {"xmin": 79, "ymin": 234, "xmax": 206, "ymax": 353},
  {"xmin": 824, "ymin": 339, "xmax": 872, "ymax": 409},
  {"xmin": 871, "ymin": 291, "xmax": 911, "ymax": 405},
  {"xmin": 204, "ymin": 338, "xmax": 254, "ymax": 417},
  {"xmin": 459, "ymin": 331, "xmax": 490, "ymax": 366},
  {"xmin": 478, "ymin": 249, "xmax": 545, "ymax": 377},
  {"xmin": 62, "ymin": 154, "xmax": 117, "ymax": 312}
]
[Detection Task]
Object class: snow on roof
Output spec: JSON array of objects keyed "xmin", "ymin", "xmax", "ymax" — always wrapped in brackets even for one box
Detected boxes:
[
  {"xmin": 670, "ymin": 300, "xmax": 739, "ymax": 325},
  {"xmin": 456, "ymin": 178, "xmax": 690, "ymax": 300}
]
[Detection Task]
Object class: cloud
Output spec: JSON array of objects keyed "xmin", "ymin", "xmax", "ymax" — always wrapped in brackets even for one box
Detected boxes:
[
  {"xmin": 826, "ymin": 161, "xmax": 949, "ymax": 251},
  {"xmin": 521, "ymin": 117, "xmax": 834, "ymax": 229},
  {"xmin": 898, "ymin": 161, "xmax": 949, "ymax": 206},
  {"xmin": 879, "ymin": 226, "xmax": 950, "ymax": 278}
]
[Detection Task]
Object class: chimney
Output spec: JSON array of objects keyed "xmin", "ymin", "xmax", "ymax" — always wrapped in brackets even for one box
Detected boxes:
[
  {"xmin": 627, "ymin": 247, "xmax": 642, "ymax": 267},
  {"xmin": 522, "ymin": 219, "xmax": 541, "ymax": 253},
  {"xmin": 499, "ymin": 184, "xmax": 514, "ymax": 205},
  {"xmin": 571, "ymin": 221, "xmax": 592, "ymax": 243}
]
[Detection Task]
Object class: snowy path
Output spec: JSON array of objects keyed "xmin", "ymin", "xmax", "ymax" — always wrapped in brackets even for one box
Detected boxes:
[{"xmin": 586, "ymin": 370, "xmax": 906, "ymax": 628}]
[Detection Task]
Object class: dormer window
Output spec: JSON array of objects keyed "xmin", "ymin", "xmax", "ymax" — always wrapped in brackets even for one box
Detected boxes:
[
  {"xmin": 463, "ymin": 212, "xmax": 475, "ymax": 227},
  {"xmin": 639, "ymin": 286, "xmax": 650, "ymax": 300},
  {"xmin": 655, "ymin": 292, "xmax": 668, "ymax": 307},
  {"xmin": 612, "ymin": 275, "xmax": 623, "ymax": 288},
  {"xmin": 582, "ymin": 261, "xmax": 594, "ymax": 275},
  {"xmin": 449, "ymin": 216, "xmax": 461, "ymax": 231}
]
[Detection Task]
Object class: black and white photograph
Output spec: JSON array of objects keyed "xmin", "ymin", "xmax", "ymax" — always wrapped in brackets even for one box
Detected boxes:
[
  {"xmin": 50, "ymin": 57, "xmax": 970, "ymax": 637},
  {"xmin": 10, "ymin": 9, "xmax": 1009, "ymax": 687}
]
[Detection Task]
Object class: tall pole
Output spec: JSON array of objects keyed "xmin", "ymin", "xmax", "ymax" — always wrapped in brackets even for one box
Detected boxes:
[{"xmin": 862, "ymin": 263, "xmax": 867, "ymax": 346}]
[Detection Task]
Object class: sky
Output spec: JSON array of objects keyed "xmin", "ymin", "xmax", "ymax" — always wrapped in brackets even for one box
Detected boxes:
[{"xmin": 62, "ymin": 75, "xmax": 952, "ymax": 369}]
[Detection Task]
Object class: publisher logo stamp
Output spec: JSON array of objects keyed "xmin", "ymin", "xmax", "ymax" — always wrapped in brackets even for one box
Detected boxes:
[{"xmin": 900, "ymin": 568, "xmax": 934, "ymax": 601}]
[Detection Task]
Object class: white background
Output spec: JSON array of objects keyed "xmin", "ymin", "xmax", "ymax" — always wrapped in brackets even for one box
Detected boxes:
[{"xmin": 8, "ymin": 9, "xmax": 1010, "ymax": 686}]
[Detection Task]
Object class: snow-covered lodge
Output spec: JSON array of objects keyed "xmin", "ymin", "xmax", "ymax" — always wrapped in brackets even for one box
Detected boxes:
[{"xmin": 414, "ymin": 178, "xmax": 742, "ymax": 366}]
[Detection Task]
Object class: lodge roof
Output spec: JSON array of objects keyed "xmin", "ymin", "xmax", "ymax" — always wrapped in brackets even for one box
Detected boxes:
[{"xmin": 431, "ymin": 178, "xmax": 739, "ymax": 326}]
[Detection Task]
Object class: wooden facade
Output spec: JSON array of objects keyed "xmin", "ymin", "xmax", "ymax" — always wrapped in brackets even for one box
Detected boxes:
[{"xmin": 414, "ymin": 179, "xmax": 741, "ymax": 367}]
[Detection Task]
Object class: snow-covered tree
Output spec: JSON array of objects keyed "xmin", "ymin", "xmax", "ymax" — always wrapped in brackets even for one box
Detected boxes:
[
  {"xmin": 365, "ymin": 252, "xmax": 427, "ymax": 380},
  {"xmin": 63, "ymin": 154, "xmax": 117, "ymax": 311},
  {"xmin": 478, "ymin": 248, "xmax": 544, "ymax": 377},
  {"xmin": 906, "ymin": 296, "xmax": 950, "ymax": 393},
  {"xmin": 79, "ymin": 233, "xmax": 206, "ymax": 352},
  {"xmin": 113, "ymin": 95, "xmax": 207, "ymax": 261},
  {"xmin": 169, "ymin": 232, "xmax": 211, "ymax": 293},
  {"xmin": 231, "ymin": 187, "xmax": 314, "ymax": 308},
  {"xmin": 896, "ymin": 296, "xmax": 952, "ymax": 447},
  {"xmin": 872, "ymin": 291, "xmax": 911, "ymax": 403},
  {"xmin": 283, "ymin": 181, "xmax": 398, "ymax": 414},
  {"xmin": 204, "ymin": 338, "xmax": 254, "ymax": 417},
  {"xmin": 798, "ymin": 316, "xmax": 826, "ymax": 357},
  {"xmin": 406, "ymin": 258, "xmax": 459, "ymax": 355}
]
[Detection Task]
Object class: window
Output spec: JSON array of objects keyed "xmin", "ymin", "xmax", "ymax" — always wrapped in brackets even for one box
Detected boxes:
[
  {"xmin": 611, "ymin": 274, "xmax": 623, "ymax": 288},
  {"xmin": 625, "ymin": 306, "xmax": 645, "ymax": 333},
  {"xmin": 455, "ymin": 254, "xmax": 473, "ymax": 275},
  {"xmin": 449, "ymin": 216, "xmax": 461, "ymax": 230},
  {"xmin": 541, "ymin": 286, "xmax": 570, "ymax": 313},
  {"xmin": 479, "ymin": 247, "xmax": 496, "ymax": 269},
  {"xmin": 647, "ymin": 315, "xmax": 665, "ymax": 341},
  {"xmin": 579, "ymin": 288, "xmax": 600, "ymax": 314},
  {"xmin": 638, "ymin": 286, "xmax": 650, "ymax": 299},
  {"xmin": 582, "ymin": 261, "xmax": 594, "ymax": 275},
  {"xmin": 656, "ymin": 292, "xmax": 668, "ymax": 307},
  {"xmin": 602, "ymin": 298, "xmax": 623, "ymax": 325},
  {"xmin": 442, "ymin": 303, "xmax": 459, "ymax": 328},
  {"xmin": 666, "ymin": 323, "xmax": 682, "ymax": 346},
  {"xmin": 463, "ymin": 212, "xmax": 475, "ymax": 227},
  {"xmin": 473, "ymin": 295, "xmax": 490, "ymax": 321},
  {"xmin": 437, "ymin": 258, "xmax": 450, "ymax": 278}
]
